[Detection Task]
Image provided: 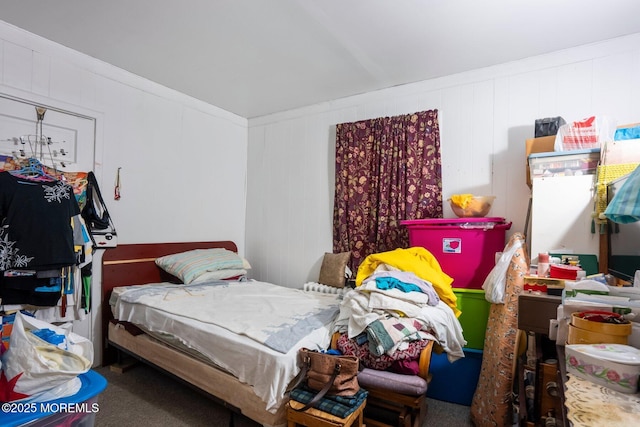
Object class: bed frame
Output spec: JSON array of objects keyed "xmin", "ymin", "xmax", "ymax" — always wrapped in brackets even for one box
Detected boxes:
[{"xmin": 102, "ymin": 241, "xmax": 287, "ymax": 427}]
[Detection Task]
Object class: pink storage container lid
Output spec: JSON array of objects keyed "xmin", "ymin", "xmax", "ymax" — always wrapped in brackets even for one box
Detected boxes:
[{"xmin": 401, "ymin": 217, "xmax": 511, "ymax": 228}]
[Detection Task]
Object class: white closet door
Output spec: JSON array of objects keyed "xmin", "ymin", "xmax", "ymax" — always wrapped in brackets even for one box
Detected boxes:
[
  {"xmin": 0, "ymin": 95, "xmax": 95, "ymax": 171},
  {"xmin": 531, "ymin": 174, "xmax": 600, "ymax": 259}
]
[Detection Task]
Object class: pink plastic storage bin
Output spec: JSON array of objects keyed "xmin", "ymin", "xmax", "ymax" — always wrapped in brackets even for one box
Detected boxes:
[{"xmin": 401, "ymin": 217, "xmax": 511, "ymax": 289}]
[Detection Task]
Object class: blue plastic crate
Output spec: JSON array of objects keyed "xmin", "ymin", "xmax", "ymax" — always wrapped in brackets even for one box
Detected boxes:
[
  {"xmin": 426, "ymin": 348, "xmax": 483, "ymax": 406},
  {"xmin": 3, "ymin": 369, "xmax": 107, "ymax": 427}
]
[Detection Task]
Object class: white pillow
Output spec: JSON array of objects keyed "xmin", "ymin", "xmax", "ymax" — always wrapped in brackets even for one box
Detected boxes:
[
  {"xmin": 155, "ymin": 248, "xmax": 245, "ymax": 284},
  {"xmin": 191, "ymin": 269, "xmax": 248, "ymax": 283}
]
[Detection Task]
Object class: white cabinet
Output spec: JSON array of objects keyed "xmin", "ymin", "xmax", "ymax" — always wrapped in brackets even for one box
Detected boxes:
[{"xmin": 531, "ymin": 174, "xmax": 600, "ymax": 258}]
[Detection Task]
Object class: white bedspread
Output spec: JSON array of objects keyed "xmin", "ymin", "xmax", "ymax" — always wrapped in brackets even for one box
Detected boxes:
[
  {"xmin": 116, "ymin": 280, "xmax": 340, "ymax": 353},
  {"xmin": 111, "ymin": 280, "xmax": 342, "ymax": 413}
]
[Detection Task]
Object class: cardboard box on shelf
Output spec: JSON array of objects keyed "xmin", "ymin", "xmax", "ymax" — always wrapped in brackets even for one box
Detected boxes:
[
  {"xmin": 601, "ymin": 138, "xmax": 640, "ymax": 165},
  {"xmin": 525, "ymin": 136, "xmax": 556, "ymax": 187}
]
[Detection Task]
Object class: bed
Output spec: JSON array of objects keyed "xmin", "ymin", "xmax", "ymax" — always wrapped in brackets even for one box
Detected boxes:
[{"xmin": 102, "ymin": 241, "xmax": 341, "ymax": 427}]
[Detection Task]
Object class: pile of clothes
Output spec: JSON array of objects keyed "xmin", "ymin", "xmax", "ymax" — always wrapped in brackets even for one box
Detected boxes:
[{"xmin": 333, "ymin": 247, "xmax": 466, "ymax": 372}]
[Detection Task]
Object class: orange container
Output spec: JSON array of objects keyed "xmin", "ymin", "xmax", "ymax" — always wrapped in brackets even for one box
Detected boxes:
[{"xmin": 568, "ymin": 311, "xmax": 632, "ymax": 345}]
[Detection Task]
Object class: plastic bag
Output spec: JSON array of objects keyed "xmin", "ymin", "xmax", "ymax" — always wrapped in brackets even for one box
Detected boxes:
[
  {"xmin": 81, "ymin": 171, "xmax": 118, "ymax": 248},
  {"xmin": 0, "ymin": 312, "xmax": 92, "ymax": 402},
  {"xmin": 535, "ymin": 116, "xmax": 565, "ymax": 138},
  {"xmin": 481, "ymin": 237, "xmax": 524, "ymax": 304},
  {"xmin": 554, "ymin": 116, "xmax": 616, "ymax": 151},
  {"xmin": 614, "ymin": 125, "xmax": 640, "ymax": 141},
  {"xmin": 26, "ymin": 376, "xmax": 82, "ymax": 403}
]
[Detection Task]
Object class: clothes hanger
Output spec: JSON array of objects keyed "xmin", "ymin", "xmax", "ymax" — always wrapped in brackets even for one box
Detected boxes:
[
  {"xmin": 10, "ymin": 157, "xmax": 58, "ymax": 181},
  {"xmin": 4, "ymin": 108, "xmax": 64, "ymax": 182}
]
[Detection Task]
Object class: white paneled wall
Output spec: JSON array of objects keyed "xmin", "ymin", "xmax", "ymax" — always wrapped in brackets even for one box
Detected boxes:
[
  {"xmin": 3, "ymin": 18, "xmax": 640, "ymax": 309},
  {"xmin": 0, "ymin": 21, "xmax": 248, "ymax": 364},
  {"xmin": 0, "ymin": 21, "xmax": 248, "ymax": 248},
  {"xmin": 247, "ymin": 33, "xmax": 640, "ymax": 288}
]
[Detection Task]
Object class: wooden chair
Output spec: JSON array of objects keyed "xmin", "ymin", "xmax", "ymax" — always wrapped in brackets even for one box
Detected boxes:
[{"xmin": 332, "ymin": 333, "xmax": 434, "ymax": 427}]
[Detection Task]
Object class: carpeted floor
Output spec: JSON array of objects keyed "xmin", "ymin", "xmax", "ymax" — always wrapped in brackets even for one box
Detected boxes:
[{"xmin": 93, "ymin": 363, "xmax": 473, "ymax": 427}]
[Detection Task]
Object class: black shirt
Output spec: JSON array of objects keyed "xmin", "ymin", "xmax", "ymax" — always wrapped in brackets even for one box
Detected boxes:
[{"xmin": 0, "ymin": 171, "xmax": 80, "ymax": 271}]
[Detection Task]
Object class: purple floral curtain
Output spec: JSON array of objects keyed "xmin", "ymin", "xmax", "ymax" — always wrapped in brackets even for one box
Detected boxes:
[{"xmin": 333, "ymin": 109, "xmax": 443, "ymax": 272}]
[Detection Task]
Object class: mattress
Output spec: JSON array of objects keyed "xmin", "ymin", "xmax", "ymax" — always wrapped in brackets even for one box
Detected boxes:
[{"xmin": 110, "ymin": 281, "xmax": 341, "ymax": 413}]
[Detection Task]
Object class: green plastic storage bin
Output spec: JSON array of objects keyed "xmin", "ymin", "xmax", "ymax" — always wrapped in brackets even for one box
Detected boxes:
[{"xmin": 455, "ymin": 288, "xmax": 490, "ymax": 350}]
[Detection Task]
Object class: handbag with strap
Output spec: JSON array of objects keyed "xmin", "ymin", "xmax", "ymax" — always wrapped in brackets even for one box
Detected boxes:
[
  {"xmin": 290, "ymin": 348, "xmax": 360, "ymax": 412},
  {"xmin": 81, "ymin": 171, "xmax": 110, "ymax": 230},
  {"xmin": 81, "ymin": 171, "xmax": 117, "ymax": 248}
]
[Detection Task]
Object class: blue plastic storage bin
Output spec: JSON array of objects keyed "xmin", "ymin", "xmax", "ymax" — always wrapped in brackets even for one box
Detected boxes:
[
  {"xmin": 2, "ymin": 369, "xmax": 107, "ymax": 427},
  {"xmin": 426, "ymin": 348, "xmax": 483, "ymax": 406}
]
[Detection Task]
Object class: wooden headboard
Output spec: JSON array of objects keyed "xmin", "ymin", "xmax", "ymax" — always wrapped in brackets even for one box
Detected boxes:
[{"xmin": 101, "ymin": 241, "xmax": 238, "ymax": 364}]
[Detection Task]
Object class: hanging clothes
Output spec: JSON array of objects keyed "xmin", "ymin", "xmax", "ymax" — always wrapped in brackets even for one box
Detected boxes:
[
  {"xmin": 0, "ymin": 171, "xmax": 80, "ymax": 305},
  {"xmin": 32, "ymin": 219, "xmax": 93, "ymax": 323},
  {"xmin": 604, "ymin": 165, "xmax": 640, "ymax": 224}
]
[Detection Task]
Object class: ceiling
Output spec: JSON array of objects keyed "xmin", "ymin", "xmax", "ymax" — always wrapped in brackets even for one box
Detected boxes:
[{"xmin": 2, "ymin": 1, "xmax": 640, "ymax": 119}]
